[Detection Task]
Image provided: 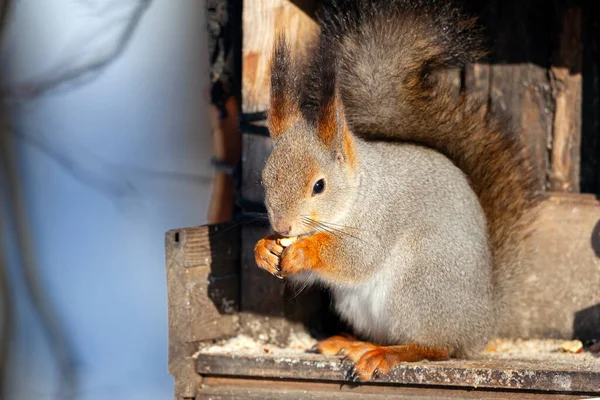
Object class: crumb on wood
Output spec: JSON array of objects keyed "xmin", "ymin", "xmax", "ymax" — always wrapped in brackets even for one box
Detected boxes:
[
  {"xmin": 196, "ymin": 334, "xmax": 600, "ymax": 365},
  {"xmin": 484, "ymin": 338, "xmax": 598, "ymax": 363},
  {"xmin": 194, "ymin": 330, "xmax": 317, "ymax": 358}
]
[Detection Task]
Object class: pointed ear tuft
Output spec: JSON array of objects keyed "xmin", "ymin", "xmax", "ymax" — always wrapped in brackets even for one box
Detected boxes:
[
  {"xmin": 317, "ymin": 92, "xmax": 347, "ymax": 148},
  {"xmin": 267, "ymin": 34, "xmax": 300, "ymax": 141},
  {"xmin": 316, "ymin": 43, "xmax": 348, "ymax": 149}
]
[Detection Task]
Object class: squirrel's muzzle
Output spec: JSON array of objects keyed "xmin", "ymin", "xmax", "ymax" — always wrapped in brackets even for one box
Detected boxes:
[{"xmin": 271, "ymin": 215, "xmax": 294, "ymax": 236}]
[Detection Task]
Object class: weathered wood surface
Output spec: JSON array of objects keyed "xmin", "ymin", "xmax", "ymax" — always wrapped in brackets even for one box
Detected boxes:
[
  {"xmin": 453, "ymin": 2, "xmax": 589, "ymax": 194},
  {"xmin": 208, "ymin": 98, "xmax": 242, "ymax": 223},
  {"xmin": 196, "ymin": 353, "xmax": 600, "ymax": 395},
  {"xmin": 197, "ymin": 376, "xmax": 586, "ymax": 399},
  {"xmin": 510, "ymin": 193, "xmax": 600, "ymax": 339},
  {"xmin": 165, "ymin": 223, "xmax": 240, "ymax": 399},
  {"xmin": 549, "ymin": 6, "xmax": 582, "ymax": 192},
  {"xmin": 171, "ymin": 193, "xmax": 600, "ymax": 399},
  {"xmin": 472, "ymin": 1, "xmax": 555, "ymax": 192},
  {"xmin": 240, "ymin": 0, "xmax": 319, "ymax": 344}
]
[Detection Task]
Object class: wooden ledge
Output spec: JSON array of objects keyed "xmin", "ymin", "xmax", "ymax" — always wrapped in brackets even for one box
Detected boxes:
[{"xmin": 196, "ymin": 353, "xmax": 600, "ymax": 395}]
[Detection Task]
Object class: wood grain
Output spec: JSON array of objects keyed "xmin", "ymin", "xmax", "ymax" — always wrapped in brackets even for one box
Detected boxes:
[
  {"xmin": 508, "ymin": 192, "xmax": 600, "ymax": 339},
  {"xmin": 549, "ymin": 6, "xmax": 582, "ymax": 193},
  {"xmin": 208, "ymin": 98, "xmax": 242, "ymax": 223},
  {"xmin": 166, "ymin": 223, "xmax": 240, "ymax": 399},
  {"xmin": 488, "ymin": 63, "xmax": 553, "ymax": 192},
  {"xmin": 198, "ymin": 376, "xmax": 586, "ymax": 399},
  {"xmin": 196, "ymin": 352, "xmax": 600, "ymax": 394}
]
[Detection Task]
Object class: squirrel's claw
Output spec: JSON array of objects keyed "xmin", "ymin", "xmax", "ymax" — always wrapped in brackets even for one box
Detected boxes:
[
  {"xmin": 307, "ymin": 344, "xmax": 319, "ymax": 354},
  {"xmin": 345, "ymin": 367, "xmax": 360, "ymax": 382}
]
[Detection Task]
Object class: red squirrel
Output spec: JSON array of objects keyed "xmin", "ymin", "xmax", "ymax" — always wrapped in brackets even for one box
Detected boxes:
[{"xmin": 254, "ymin": 0, "xmax": 539, "ymax": 381}]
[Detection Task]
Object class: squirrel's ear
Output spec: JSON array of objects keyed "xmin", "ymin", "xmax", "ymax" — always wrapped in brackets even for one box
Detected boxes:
[
  {"xmin": 267, "ymin": 35, "xmax": 300, "ymax": 141},
  {"xmin": 317, "ymin": 93, "xmax": 356, "ymax": 168},
  {"xmin": 316, "ymin": 46, "xmax": 354, "ymax": 162},
  {"xmin": 317, "ymin": 91, "xmax": 347, "ymax": 148}
]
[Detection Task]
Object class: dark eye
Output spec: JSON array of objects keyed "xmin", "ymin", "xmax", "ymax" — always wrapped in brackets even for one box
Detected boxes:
[{"xmin": 312, "ymin": 179, "xmax": 325, "ymax": 196}]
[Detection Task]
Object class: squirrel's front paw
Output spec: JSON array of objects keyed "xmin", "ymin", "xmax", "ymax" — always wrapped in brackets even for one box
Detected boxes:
[
  {"xmin": 280, "ymin": 236, "xmax": 320, "ymax": 277},
  {"xmin": 254, "ymin": 235, "xmax": 285, "ymax": 279}
]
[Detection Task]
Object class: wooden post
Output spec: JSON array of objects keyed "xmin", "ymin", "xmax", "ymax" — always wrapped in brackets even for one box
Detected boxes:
[
  {"xmin": 166, "ymin": 224, "xmax": 240, "ymax": 399},
  {"xmin": 208, "ymin": 98, "xmax": 242, "ymax": 224}
]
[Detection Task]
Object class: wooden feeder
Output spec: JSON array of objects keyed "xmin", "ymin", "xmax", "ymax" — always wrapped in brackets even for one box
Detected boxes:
[{"xmin": 166, "ymin": 0, "xmax": 600, "ymax": 398}]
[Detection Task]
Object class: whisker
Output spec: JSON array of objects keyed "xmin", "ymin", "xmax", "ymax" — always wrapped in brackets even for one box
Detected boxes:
[
  {"xmin": 301, "ymin": 217, "xmax": 347, "ymax": 242},
  {"xmin": 300, "ymin": 216, "xmax": 367, "ymax": 243},
  {"xmin": 288, "ymin": 273, "xmax": 314, "ymax": 300},
  {"xmin": 301, "ymin": 215, "xmax": 370, "ymax": 232}
]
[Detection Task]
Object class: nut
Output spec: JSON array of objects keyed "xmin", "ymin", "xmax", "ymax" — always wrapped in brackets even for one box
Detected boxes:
[
  {"xmin": 558, "ymin": 340, "xmax": 583, "ymax": 354},
  {"xmin": 278, "ymin": 236, "xmax": 298, "ymax": 247}
]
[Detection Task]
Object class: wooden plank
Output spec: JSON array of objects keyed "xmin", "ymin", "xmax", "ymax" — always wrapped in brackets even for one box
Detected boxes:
[
  {"xmin": 549, "ymin": 6, "xmax": 583, "ymax": 193},
  {"xmin": 166, "ymin": 229, "xmax": 204, "ymax": 399},
  {"xmin": 197, "ymin": 376, "xmax": 584, "ymax": 399},
  {"xmin": 580, "ymin": 2, "xmax": 600, "ymax": 195},
  {"xmin": 466, "ymin": 0, "xmax": 554, "ymax": 192},
  {"xmin": 196, "ymin": 353, "xmax": 600, "ymax": 394},
  {"xmin": 488, "ymin": 62, "xmax": 552, "ymax": 192},
  {"xmin": 507, "ymin": 192, "xmax": 600, "ymax": 339},
  {"xmin": 176, "ymin": 224, "xmax": 240, "ymax": 274},
  {"xmin": 208, "ymin": 98, "xmax": 242, "ymax": 223},
  {"xmin": 240, "ymin": 0, "xmax": 319, "ymax": 344},
  {"xmin": 166, "ymin": 223, "xmax": 240, "ymax": 399}
]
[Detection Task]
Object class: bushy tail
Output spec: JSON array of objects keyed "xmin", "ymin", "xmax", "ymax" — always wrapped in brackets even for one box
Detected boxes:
[{"xmin": 305, "ymin": 0, "xmax": 540, "ymax": 333}]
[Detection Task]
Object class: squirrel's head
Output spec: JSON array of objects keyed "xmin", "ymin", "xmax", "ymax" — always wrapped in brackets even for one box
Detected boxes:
[{"xmin": 261, "ymin": 36, "xmax": 359, "ymax": 237}]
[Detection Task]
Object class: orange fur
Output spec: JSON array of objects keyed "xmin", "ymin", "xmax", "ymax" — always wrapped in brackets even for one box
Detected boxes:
[
  {"xmin": 279, "ymin": 232, "xmax": 335, "ymax": 277},
  {"xmin": 343, "ymin": 127, "xmax": 357, "ymax": 170},
  {"xmin": 317, "ymin": 97, "xmax": 340, "ymax": 147},
  {"xmin": 318, "ymin": 335, "xmax": 450, "ymax": 381},
  {"xmin": 317, "ymin": 95, "xmax": 357, "ymax": 170},
  {"xmin": 268, "ymin": 102, "xmax": 299, "ymax": 140}
]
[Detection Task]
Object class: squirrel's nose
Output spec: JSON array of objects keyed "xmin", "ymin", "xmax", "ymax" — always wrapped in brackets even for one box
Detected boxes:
[
  {"xmin": 277, "ymin": 226, "xmax": 292, "ymax": 236},
  {"xmin": 272, "ymin": 217, "xmax": 293, "ymax": 236}
]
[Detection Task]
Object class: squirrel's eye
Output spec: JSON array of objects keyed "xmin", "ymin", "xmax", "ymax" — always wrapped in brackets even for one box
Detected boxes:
[{"xmin": 312, "ymin": 179, "xmax": 325, "ymax": 196}]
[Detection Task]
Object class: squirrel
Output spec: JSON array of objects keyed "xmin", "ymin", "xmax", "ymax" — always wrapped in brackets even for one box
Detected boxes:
[{"xmin": 254, "ymin": 0, "xmax": 539, "ymax": 381}]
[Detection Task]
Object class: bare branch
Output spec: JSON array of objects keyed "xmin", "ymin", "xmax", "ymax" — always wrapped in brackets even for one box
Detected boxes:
[{"xmin": 1, "ymin": 0, "xmax": 152, "ymax": 101}]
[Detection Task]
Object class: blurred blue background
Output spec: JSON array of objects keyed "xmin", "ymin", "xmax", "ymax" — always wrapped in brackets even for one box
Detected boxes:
[{"xmin": 1, "ymin": 0, "xmax": 215, "ymax": 398}]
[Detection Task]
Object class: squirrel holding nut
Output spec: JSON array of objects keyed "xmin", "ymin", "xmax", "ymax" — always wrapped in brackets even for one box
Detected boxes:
[{"xmin": 254, "ymin": 0, "xmax": 539, "ymax": 381}]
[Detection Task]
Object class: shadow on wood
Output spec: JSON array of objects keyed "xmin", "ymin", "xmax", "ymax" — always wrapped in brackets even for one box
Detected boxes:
[
  {"xmin": 592, "ymin": 218, "xmax": 600, "ymax": 258},
  {"xmin": 574, "ymin": 304, "xmax": 600, "ymax": 343}
]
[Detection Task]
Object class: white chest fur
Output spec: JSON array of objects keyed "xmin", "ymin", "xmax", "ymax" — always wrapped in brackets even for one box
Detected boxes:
[{"xmin": 331, "ymin": 270, "xmax": 394, "ymax": 343}]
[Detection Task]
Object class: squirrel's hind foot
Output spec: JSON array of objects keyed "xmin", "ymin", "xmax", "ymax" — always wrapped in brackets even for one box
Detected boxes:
[{"xmin": 317, "ymin": 336, "xmax": 451, "ymax": 381}]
